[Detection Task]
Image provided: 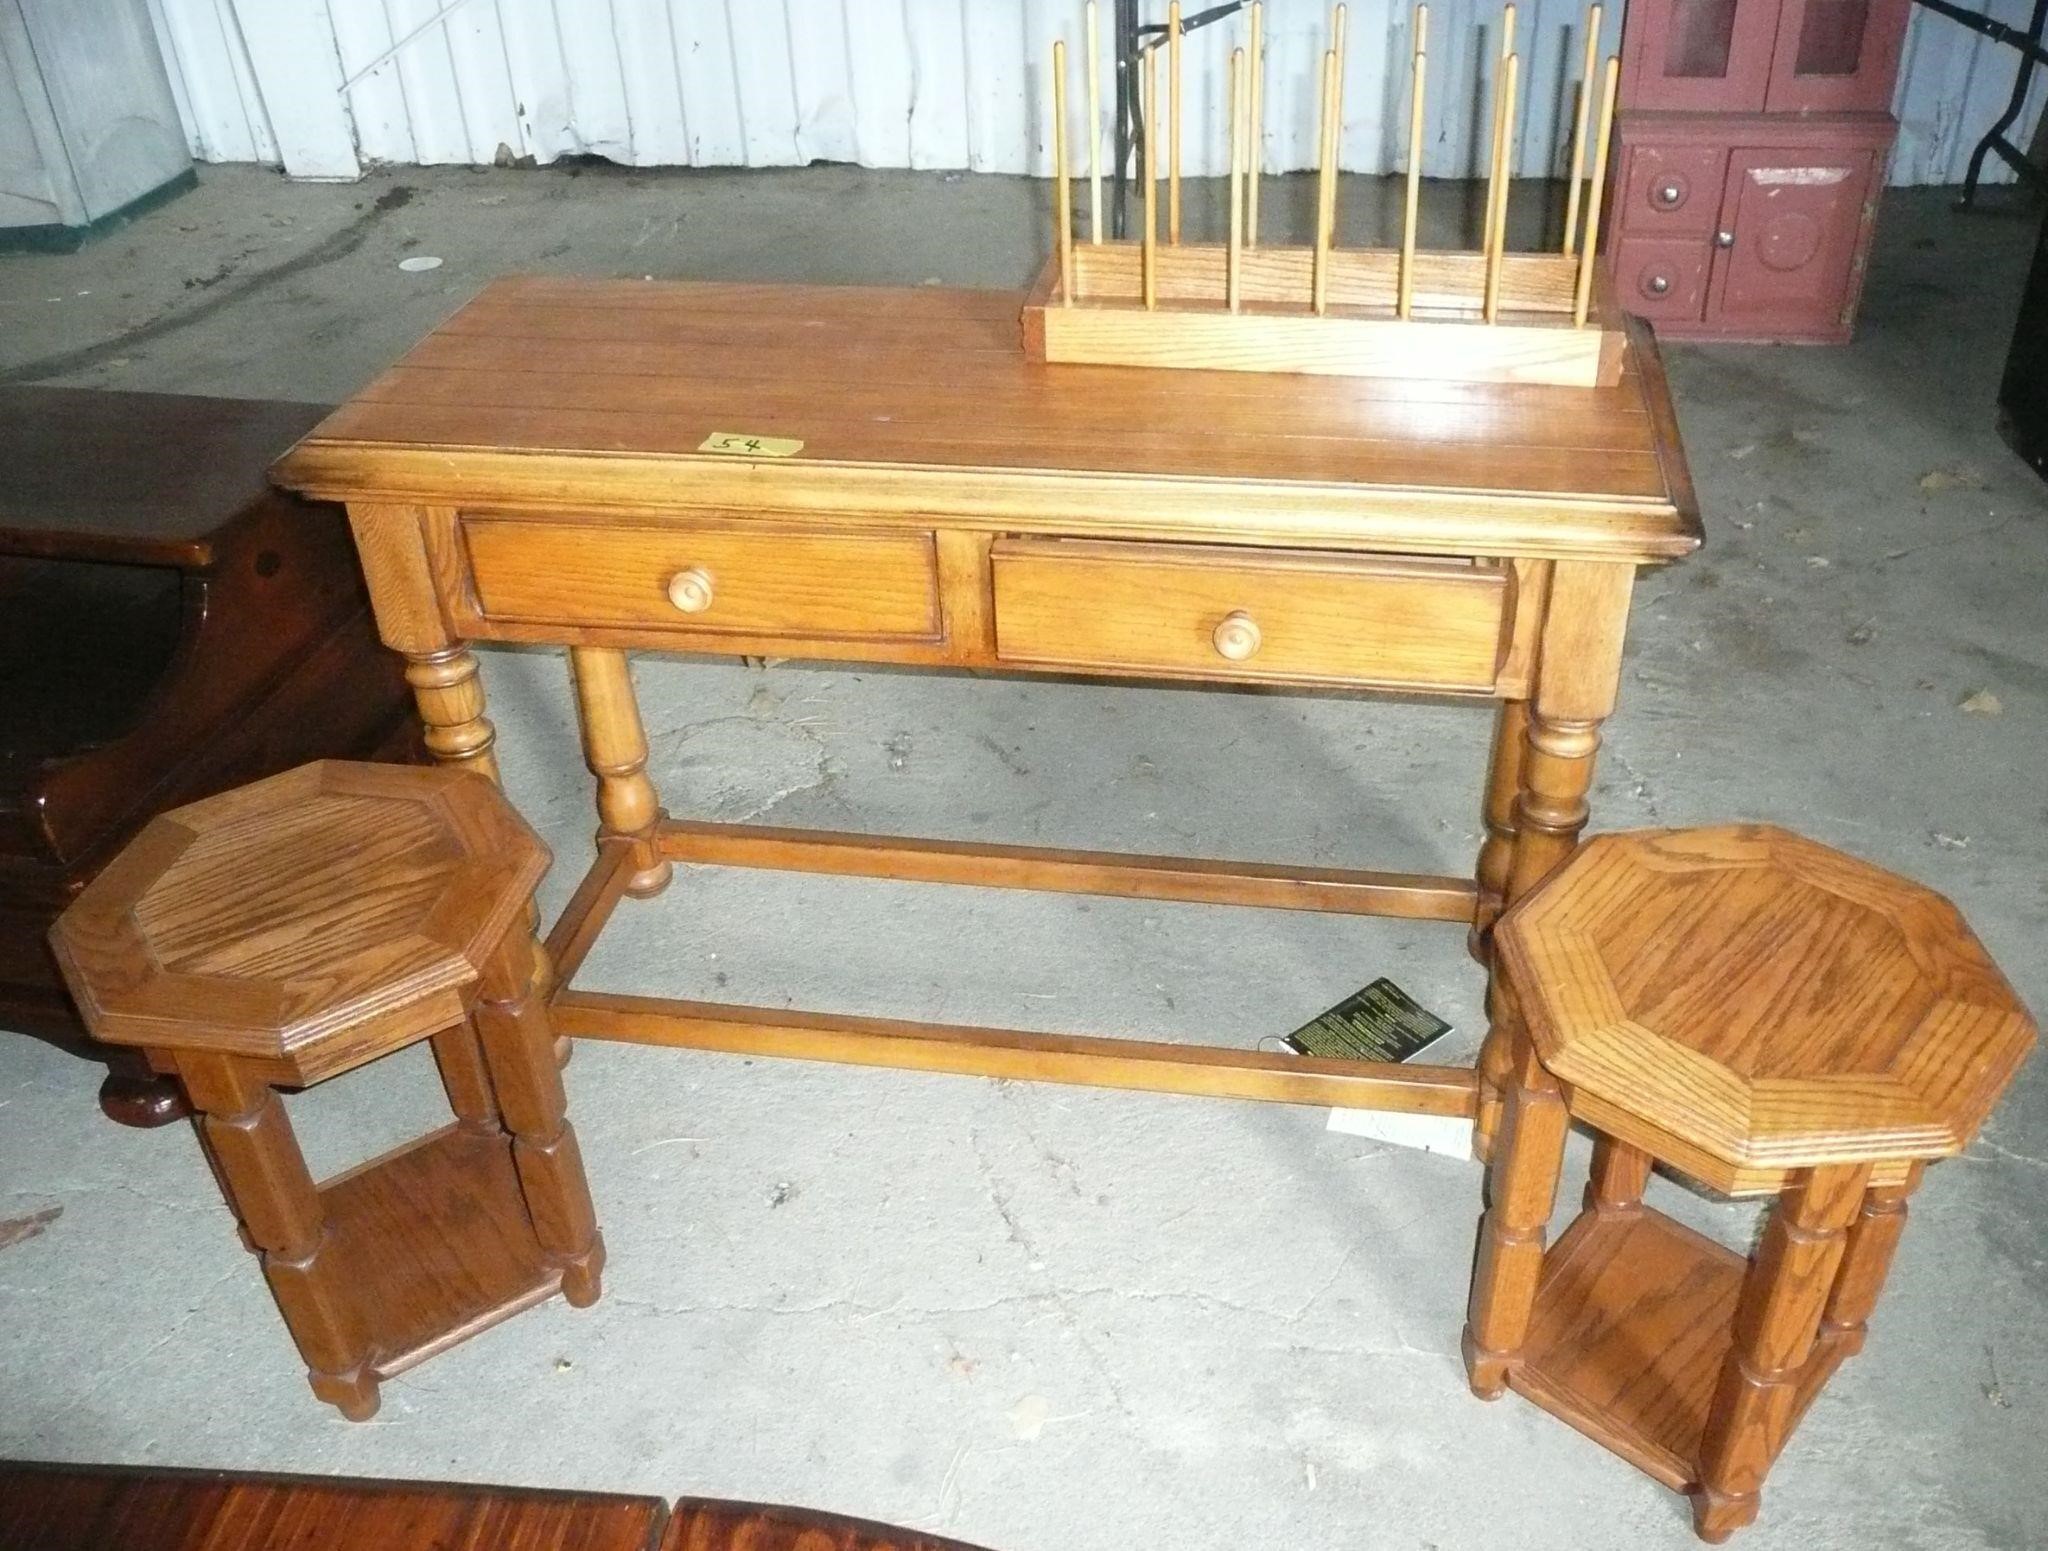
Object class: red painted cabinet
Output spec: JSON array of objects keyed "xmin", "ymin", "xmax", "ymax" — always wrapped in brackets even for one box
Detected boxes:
[{"xmin": 1605, "ymin": 0, "xmax": 1907, "ymax": 341}]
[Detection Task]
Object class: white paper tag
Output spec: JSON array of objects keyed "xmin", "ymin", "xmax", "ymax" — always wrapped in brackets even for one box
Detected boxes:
[{"xmin": 1325, "ymin": 1106, "xmax": 1475, "ymax": 1160}]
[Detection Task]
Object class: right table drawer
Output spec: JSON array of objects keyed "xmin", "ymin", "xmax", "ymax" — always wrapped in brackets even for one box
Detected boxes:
[{"xmin": 989, "ymin": 538, "xmax": 1511, "ymax": 691}]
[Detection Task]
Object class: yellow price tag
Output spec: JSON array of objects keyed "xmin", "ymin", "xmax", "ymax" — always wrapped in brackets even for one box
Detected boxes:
[{"xmin": 698, "ymin": 431, "xmax": 804, "ymax": 458}]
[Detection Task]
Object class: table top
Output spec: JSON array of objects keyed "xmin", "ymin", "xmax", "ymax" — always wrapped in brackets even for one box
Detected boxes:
[
  {"xmin": 274, "ymin": 277, "xmax": 1702, "ymax": 564},
  {"xmin": 0, "ymin": 1462, "xmax": 666, "ymax": 1551},
  {"xmin": 53, "ymin": 762, "xmax": 548, "ymax": 1064},
  {"xmin": 1497, "ymin": 825, "xmax": 2037, "ymax": 1192},
  {"xmin": 0, "ymin": 387, "xmax": 329, "ymax": 566}
]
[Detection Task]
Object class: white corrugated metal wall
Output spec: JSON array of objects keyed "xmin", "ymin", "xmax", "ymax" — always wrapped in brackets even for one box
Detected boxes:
[{"xmin": 143, "ymin": 0, "xmax": 2046, "ymax": 186}]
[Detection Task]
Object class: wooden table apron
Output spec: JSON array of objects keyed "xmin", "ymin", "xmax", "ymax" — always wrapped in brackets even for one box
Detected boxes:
[{"xmin": 273, "ymin": 278, "xmax": 1702, "ymax": 1142}]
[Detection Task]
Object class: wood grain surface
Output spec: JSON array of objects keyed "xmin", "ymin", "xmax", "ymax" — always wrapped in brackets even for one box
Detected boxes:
[
  {"xmin": 664, "ymin": 1499, "xmax": 997, "ymax": 1551},
  {"xmin": 0, "ymin": 1462, "xmax": 666, "ymax": 1551},
  {"xmin": 272, "ymin": 278, "xmax": 1699, "ymax": 564},
  {"xmin": 51, "ymin": 762, "xmax": 549, "ymax": 1073},
  {"xmin": 988, "ymin": 537, "xmax": 1509, "ymax": 690},
  {"xmin": 1495, "ymin": 824, "xmax": 2037, "ymax": 1193}
]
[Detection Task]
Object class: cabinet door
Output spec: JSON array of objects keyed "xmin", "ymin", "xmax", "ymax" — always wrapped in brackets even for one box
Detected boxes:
[
  {"xmin": 1765, "ymin": 0, "xmax": 1912, "ymax": 111},
  {"xmin": 1706, "ymin": 149, "xmax": 1877, "ymax": 337},
  {"xmin": 1620, "ymin": 0, "xmax": 1780, "ymax": 112}
]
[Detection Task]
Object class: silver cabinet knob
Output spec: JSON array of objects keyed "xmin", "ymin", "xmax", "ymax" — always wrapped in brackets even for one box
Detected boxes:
[
  {"xmin": 1715, "ymin": 229, "xmax": 1736, "ymax": 248},
  {"xmin": 1655, "ymin": 181, "xmax": 1683, "ymax": 206},
  {"xmin": 1646, "ymin": 273, "xmax": 1671, "ymax": 296}
]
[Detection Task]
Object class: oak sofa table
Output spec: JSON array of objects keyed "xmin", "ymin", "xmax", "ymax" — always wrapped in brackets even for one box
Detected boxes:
[
  {"xmin": 270, "ymin": 276, "xmax": 1699, "ymax": 1133},
  {"xmin": 1466, "ymin": 825, "xmax": 2036, "ymax": 1540},
  {"xmin": 48, "ymin": 761, "xmax": 605, "ymax": 1419}
]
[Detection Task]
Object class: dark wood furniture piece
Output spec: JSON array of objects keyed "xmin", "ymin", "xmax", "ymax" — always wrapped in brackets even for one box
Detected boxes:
[
  {"xmin": 1465, "ymin": 825, "xmax": 2036, "ymax": 1540},
  {"xmin": 1606, "ymin": 0, "xmax": 1911, "ymax": 341},
  {"xmin": 2000, "ymin": 206, "xmax": 2048, "ymax": 480},
  {"xmin": 49, "ymin": 761, "xmax": 603, "ymax": 1420},
  {"xmin": 0, "ymin": 1463, "xmax": 1003, "ymax": 1551},
  {"xmin": 0, "ymin": 387, "xmax": 419, "ymax": 1126},
  {"xmin": 0, "ymin": 1462, "xmax": 667, "ymax": 1551},
  {"xmin": 665, "ymin": 1500, "xmax": 997, "ymax": 1551},
  {"xmin": 270, "ymin": 276, "xmax": 1699, "ymax": 1151}
]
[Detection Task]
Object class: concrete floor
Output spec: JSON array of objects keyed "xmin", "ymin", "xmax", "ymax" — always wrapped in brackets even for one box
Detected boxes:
[{"xmin": 2, "ymin": 164, "xmax": 2045, "ymax": 1550}]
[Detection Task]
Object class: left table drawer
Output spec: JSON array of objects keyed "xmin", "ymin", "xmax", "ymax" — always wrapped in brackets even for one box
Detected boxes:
[{"xmin": 460, "ymin": 516, "xmax": 943, "ymax": 641}]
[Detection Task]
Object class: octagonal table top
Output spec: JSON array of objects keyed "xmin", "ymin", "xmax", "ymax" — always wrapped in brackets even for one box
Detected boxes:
[
  {"xmin": 1497, "ymin": 825, "xmax": 2035, "ymax": 1194},
  {"xmin": 51, "ymin": 761, "xmax": 548, "ymax": 1075}
]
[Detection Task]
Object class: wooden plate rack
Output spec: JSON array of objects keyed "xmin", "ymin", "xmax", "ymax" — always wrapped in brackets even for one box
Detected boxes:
[{"xmin": 1022, "ymin": 2, "xmax": 1628, "ymax": 388}]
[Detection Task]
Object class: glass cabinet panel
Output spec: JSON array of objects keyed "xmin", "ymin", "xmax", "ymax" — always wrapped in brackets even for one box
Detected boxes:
[
  {"xmin": 1794, "ymin": 0, "xmax": 1871, "ymax": 75},
  {"xmin": 1767, "ymin": 0, "xmax": 1910, "ymax": 110},
  {"xmin": 1666, "ymin": 0, "xmax": 1740, "ymax": 77},
  {"xmin": 1622, "ymin": 0, "xmax": 1778, "ymax": 111}
]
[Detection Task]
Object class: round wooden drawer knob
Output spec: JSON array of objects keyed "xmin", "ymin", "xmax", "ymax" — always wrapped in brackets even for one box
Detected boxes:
[
  {"xmin": 666, "ymin": 566, "xmax": 715, "ymax": 613},
  {"xmin": 1212, "ymin": 610, "xmax": 1262, "ymax": 661}
]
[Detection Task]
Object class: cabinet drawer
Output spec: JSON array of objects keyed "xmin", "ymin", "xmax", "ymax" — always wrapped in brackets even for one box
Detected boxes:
[
  {"xmin": 990, "ymin": 539, "xmax": 1510, "ymax": 690},
  {"xmin": 461, "ymin": 516, "xmax": 941, "ymax": 640},
  {"xmin": 1619, "ymin": 143, "xmax": 1727, "ymax": 237},
  {"xmin": 1614, "ymin": 235, "xmax": 1712, "ymax": 323}
]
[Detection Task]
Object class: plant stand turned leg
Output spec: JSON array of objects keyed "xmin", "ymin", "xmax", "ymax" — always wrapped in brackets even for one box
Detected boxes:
[
  {"xmin": 176, "ymin": 1051, "xmax": 378, "ymax": 1420},
  {"xmin": 1691, "ymin": 1163, "xmax": 1871, "ymax": 1542},
  {"xmin": 1463, "ymin": 1023, "xmax": 1571, "ymax": 1399},
  {"xmin": 472, "ymin": 932, "xmax": 605, "ymax": 1307}
]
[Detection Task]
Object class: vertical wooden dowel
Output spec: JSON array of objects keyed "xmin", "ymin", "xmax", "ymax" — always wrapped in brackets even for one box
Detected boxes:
[
  {"xmin": 1484, "ymin": 52, "xmax": 1518, "ymax": 323},
  {"xmin": 1482, "ymin": 72, "xmax": 1508, "ymax": 317},
  {"xmin": 1331, "ymin": 3, "xmax": 1349, "ymax": 114},
  {"xmin": 1053, "ymin": 39, "xmax": 1073, "ymax": 306},
  {"xmin": 1086, "ymin": 0, "xmax": 1103, "ymax": 242},
  {"xmin": 1562, "ymin": 4, "xmax": 1602, "ymax": 255},
  {"xmin": 1247, "ymin": 1, "xmax": 1263, "ymax": 246},
  {"xmin": 1143, "ymin": 44, "xmax": 1159, "ymax": 309},
  {"xmin": 1573, "ymin": 56, "xmax": 1619, "ymax": 326},
  {"xmin": 1313, "ymin": 48, "xmax": 1336, "ymax": 314},
  {"xmin": 1399, "ymin": 4, "xmax": 1428, "ymax": 319},
  {"xmin": 1167, "ymin": 0, "xmax": 1182, "ymax": 244},
  {"xmin": 1327, "ymin": 4, "xmax": 1348, "ymax": 250},
  {"xmin": 1481, "ymin": 5, "xmax": 1516, "ymax": 321},
  {"xmin": 1227, "ymin": 47, "xmax": 1244, "ymax": 312}
]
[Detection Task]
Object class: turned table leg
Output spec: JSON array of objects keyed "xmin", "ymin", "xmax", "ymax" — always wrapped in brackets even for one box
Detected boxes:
[
  {"xmin": 403, "ymin": 638, "xmax": 562, "ymax": 1059},
  {"xmin": 175, "ymin": 1052, "xmax": 377, "ymax": 1420},
  {"xmin": 1817, "ymin": 1162, "xmax": 1923, "ymax": 1362},
  {"xmin": 1474, "ymin": 562, "xmax": 1633, "ymax": 1161},
  {"xmin": 1474, "ymin": 713, "xmax": 1608, "ymax": 1155},
  {"xmin": 1584, "ymin": 1136, "xmax": 1653, "ymax": 1216},
  {"xmin": 1692, "ymin": 1162, "xmax": 1872, "ymax": 1542},
  {"xmin": 472, "ymin": 932, "xmax": 605, "ymax": 1306},
  {"xmin": 1473, "ymin": 699, "xmax": 1529, "ymax": 947},
  {"xmin": 430, "ymin": 1023, "xmax": 501, "ymax": 1138},
  {"xmin": 402, "ymin": 644, "xmax": 500, "ymax": 778},
  {"xmin": 569, "ymin": 647, "xmax": 671, "ymax": 899},
  {"xmin": 1463, "ymin": 1022, "xmax": 1571, "ymax": 1399}
]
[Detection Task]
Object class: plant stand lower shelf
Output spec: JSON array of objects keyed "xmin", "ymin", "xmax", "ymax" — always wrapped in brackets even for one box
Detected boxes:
[
  {"xmin": 1510, "ymin": 1206, "xmax": 1849, "ymax": 1494},
  {"xmin": 319, "ymin": 1124, "xmax": 574, "ymax": 1380}
]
